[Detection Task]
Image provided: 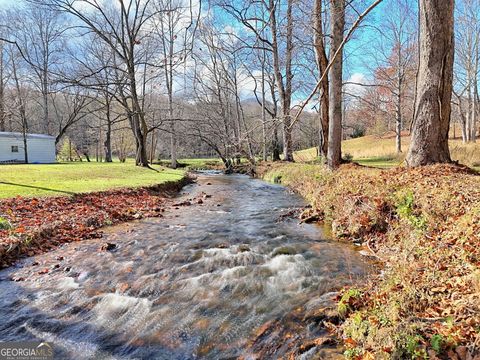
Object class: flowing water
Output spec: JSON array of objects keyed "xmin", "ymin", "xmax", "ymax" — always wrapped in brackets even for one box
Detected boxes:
[{"xmin": 0, "ymin": 173, "xmax": 370, "ymax": 359}]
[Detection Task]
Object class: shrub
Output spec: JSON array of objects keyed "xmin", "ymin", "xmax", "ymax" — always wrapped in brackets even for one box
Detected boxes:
[
  {"xmin": 343, "ymin": 153, "xmax": 354, "ymax": 162},
  {"xmin": 0, "ymin": 216, "xmax": 12, "ymax": 230}
]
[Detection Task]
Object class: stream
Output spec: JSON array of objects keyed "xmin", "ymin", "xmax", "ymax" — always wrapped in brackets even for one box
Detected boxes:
[{"xmin": 0, "ymin": 173, "xmax": 370, "ymax": 359}]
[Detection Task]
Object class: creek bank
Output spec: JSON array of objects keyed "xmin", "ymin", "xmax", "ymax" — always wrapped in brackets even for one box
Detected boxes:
[
  {"xmin": 0, "ymin": 176, "xmax": 192, "ymax": 268},
  {"xmin": 257, "ymin": 162, "xmax": 480, "ymax": 359}
]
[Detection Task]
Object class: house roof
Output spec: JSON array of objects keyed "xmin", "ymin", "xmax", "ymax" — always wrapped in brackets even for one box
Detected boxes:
[{"xmin": 0, "ymin": 132, "xmax": 55, "ymax": 140}]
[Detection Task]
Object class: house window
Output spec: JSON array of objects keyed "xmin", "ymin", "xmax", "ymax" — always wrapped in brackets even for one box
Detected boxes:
[{"xmin": 11, "ymin": 145, "xmax": 18, "ymax": 153}]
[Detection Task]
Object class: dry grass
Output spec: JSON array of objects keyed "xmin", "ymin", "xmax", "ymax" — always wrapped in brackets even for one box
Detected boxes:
[
  {"xmin": 294, "ymin": 134, "xmax": 480, "ymax": 169},
  {"xmin": 258, "ymin": 162, "xmax": 480, "ymax": 359}
]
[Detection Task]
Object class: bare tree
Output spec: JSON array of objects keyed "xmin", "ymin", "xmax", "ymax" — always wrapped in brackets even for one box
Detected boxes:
[
  {"xmin": 31, "ymin": 0, "xmax": 160, "ymax": 167},
  {"xmin": 218, "ymin": 0, "xmax": 297, "ymax": 161},
  {"xmin": 52, "ymin": 90, "xmax": 94, "ymax": 145},
  {"xmin": 10, "ymin": 47, "xmax": 29, "ymax": 163},
  {"xmin": 0, "ymin": 41, "xmax": 7, "ymax": 132},
  {"xmin": 454, "ymin": 0, "xmax": 480, "ymax": 143},
  {"xmin": 369, "ymin": 0, "xmax": 417, "ymax": 153},
  {"xmin": 8, "ymin": 5, "xmax": 65, "ymax": 135},
  {"xmin": 153, "ymin": 0, "xmax": 199, "ymax": 168}
]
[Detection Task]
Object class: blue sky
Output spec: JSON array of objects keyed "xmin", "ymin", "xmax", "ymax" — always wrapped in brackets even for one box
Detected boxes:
[{"xmin": 0, "ymin": 0, "xmax": 410, "ymax": 102}]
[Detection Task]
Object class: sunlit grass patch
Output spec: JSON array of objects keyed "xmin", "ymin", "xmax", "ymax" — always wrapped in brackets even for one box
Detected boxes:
[
  {"xmin": 0, "ymin": 162, "xmax": 185, "ymax": 198},
  {"xmin": 294, "ymin": 135, "xmax": 480, "ymax": 169}
]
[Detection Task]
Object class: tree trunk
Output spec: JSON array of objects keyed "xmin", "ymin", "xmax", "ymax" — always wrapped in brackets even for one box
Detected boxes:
[
  {"xmin": 127, "ymin": 64, "xmax": 149, "ymax": 167},
  {"xmin": 104, "ymin": 121, "xmax": 112, "ymax": 163},
  {"xmin": 395, "ymin": 77, "xmax": 402, "ymax": 154},
  {"xmin": 104, "ymin": 96, "xmax": 113, "ymax": 162},
  {"xmin": 396, "ymin": 43, "xmax": 403, "ymax": 154},
  {"xmin": 466, "ymin": 75, "xmax": 473, "ymax": 142},
  {"xmin": 128, "ymin": 111, "xmax": 149, "ymax": 167},
  {"xmin": 472, "ymin": 76, "xmax": 478, "ymax": 142},
  {"xmin": 134, "ymin": 122, "xmax": 149, "ymax": 166},
  {"xmin": 313, "ymin": 0, "xmax": 329, "ymax": 159},
  {"xmin": 22, "ymin": 130, "xmax": 28, "ymax": 164},
  {"xmin": 457, "ymin": 95, "xmax": 468, "ymax": 142},
  {"xmin": 282, "ymin": 0, "xmax": 294, "ymax": 162},
  {"xmin": 150, "ymin": 129, "xmax": 157, "ymax": 164},
  {"xmin": 282, "ymin": 115, "xmax": 293, "ymax": 161},
  {"xmin": 327, "ymin": 0, "xmax": 345, "ymax": 170},
  {"xmin": 407, "ymin": 0, "xmax": 454, "ymax": 166},
  {"xmin": 0, "ymin": 44, "xmax": 4, "ymax": 132},
  {"xmin": 261, "ymin": 54, "xmax": 268, "ymax": 161},
  {"xmin": 272, "ymin": 122, "xmax": 281, "ymax": 161},
  {"xmin": 42, "ymin": 68, "xmax": 50, "ymax": 135},
  {"xmin": 170, "ymin": 121, "xmax": 177, "ymax": 168}
]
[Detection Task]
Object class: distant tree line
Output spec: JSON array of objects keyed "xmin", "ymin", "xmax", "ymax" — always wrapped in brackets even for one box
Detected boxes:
[{"xmin": 0, "ymin": 0, "xmax": 471, "ymax": 168}]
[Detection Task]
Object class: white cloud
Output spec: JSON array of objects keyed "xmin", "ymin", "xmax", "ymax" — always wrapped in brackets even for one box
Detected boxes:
[{"xmin": 345, "ymin": 72, "xmax": 367, "ymax": 96}]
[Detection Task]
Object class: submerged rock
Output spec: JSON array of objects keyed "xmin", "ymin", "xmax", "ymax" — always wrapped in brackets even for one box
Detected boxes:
[
  {"xmin": 271, "ymin": 246, "xmax": 297, "ymax": 257},
  {"xmin": 100, "ymin": 242, "xmax": 117, "ymax": 251}
]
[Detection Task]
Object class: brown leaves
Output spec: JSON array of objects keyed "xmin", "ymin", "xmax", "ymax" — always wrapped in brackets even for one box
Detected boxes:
[
  {"xmin": 260, "ymin": 162, "xmax": 480, "ymax": 357},
  {"xmin": 0, "ymin": 185, "xmax": 179, "ymax": 268}
]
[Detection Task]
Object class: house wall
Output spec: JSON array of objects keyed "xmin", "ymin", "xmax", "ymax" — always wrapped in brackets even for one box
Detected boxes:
[
  {"xmin": 0, "ymin": 135, "xmax": 56, "ymax": 163},
  {"xmin": 27, "ymin": 138, "xmax": 56, "ymax": 163}
]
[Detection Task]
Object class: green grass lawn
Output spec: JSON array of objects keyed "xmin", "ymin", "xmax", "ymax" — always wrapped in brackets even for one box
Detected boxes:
[
  {"xmin": 354, "ymin": 157, "xmax": 402, "ymax": 168},
  {"xmin": 0, "ymin": 162, "xmax": 186, "ymax": 198},
  {"xmin": 156, "ymin": 158, "xmax": 223, "ymax": 169}
]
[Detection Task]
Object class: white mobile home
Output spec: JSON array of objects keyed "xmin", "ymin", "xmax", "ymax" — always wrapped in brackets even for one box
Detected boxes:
[{"xmin": 0, "ymin": 132, "xmax": 56, "ymax": 164}]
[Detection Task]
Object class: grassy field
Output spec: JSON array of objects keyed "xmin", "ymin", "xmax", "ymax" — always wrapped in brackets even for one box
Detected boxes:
[
  {"xmin": 156, "ymin": 158, "xmax": 223, "ymax": 169},
  {"xmin": 0, "ymin": 162, "xmax": 185, "ymax": 198},
  {"xmin": 294, "ymin": 134, "xmax": 480, "ymax": 169}
]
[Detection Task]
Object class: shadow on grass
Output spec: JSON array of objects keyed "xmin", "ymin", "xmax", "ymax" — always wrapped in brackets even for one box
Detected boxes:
[{"xmin": 0, "ymin": 182, "xmax": 76, "ymax": 195}]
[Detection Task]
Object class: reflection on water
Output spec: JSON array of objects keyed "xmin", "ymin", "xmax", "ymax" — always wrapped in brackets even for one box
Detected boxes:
[{"xmin": 0, "ymin": 173, "xmax": 369, "ymax": 359}]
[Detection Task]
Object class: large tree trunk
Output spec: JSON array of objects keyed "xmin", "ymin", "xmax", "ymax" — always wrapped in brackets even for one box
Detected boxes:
[
  {"xmin": 313, "ymin": 0, "xmax": 329, "ymax": 159},
  {"xmin": 407, "ymin": 0, "xmax": 454, "ymax": 166},
  {"xmin": 326, "ymin": 0, "xmax": 345, "ymax": 170}
]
